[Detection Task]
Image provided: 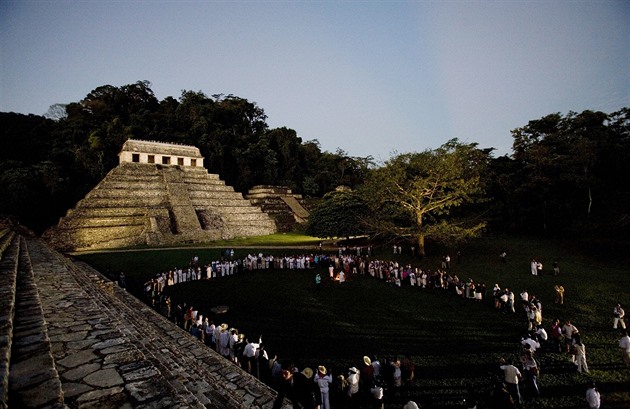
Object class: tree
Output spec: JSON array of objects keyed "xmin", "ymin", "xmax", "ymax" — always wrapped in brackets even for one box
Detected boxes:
[
  {"xmin": 306, "ymin": 189, "xmax": 370, "ymax": 239},
  {"xmin": 362, "ymin": 139, "xmax": 489, "ymax": 256},
  {"xmin": 510, "ymin": 109, "xmax": 630, "ymax": 234}
]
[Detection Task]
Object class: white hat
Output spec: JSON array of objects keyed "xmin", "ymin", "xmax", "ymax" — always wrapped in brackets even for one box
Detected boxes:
[{"xmin": 403, "ymin": 401, "xmax": 420, "ymax": 409}]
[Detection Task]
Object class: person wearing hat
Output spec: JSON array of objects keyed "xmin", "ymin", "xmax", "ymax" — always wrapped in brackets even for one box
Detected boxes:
[
  {"xmin": 219, "ymin": 323, "xmax": 231, "ymax": 358},
  {"xmin": 292, "ymin": 367, "xmax": 321, "ymax": 409},
  {"xmin": 315, "ymin": 365, "xmax": 332, "ymax": 409},
  {"xmin": 346, "ymin": 366, "xmax": 360, "ymax": 402},
  {"xmin": 360, "ymin": 355, "xmax": 374, "ymax": 394}
]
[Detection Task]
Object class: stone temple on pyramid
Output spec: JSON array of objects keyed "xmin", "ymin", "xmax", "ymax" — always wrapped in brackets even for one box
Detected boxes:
[{"xmin": 44, "ymin": 139, "xmax": 278, "ymax": 251}]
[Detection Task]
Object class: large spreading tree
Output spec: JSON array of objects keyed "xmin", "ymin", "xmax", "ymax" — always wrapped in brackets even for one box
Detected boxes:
[{"xmin": 362, "ymin": 139, "xmax": 490, "ymax": 255}]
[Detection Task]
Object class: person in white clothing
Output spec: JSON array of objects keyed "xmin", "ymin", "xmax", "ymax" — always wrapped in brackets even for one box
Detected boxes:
[
  {"xmin": 499, "ymin": 358, "xmax": 522, "ymax": 405},
  {"xmin": 315, "ymin": 365, "xmax": 332, "ymax": 409},
  {"xmin": 613, "ymin": 303, "xmax": 626, "ymax": 329},
  {"xmin": 619, "ymin": 330, "xmax": 630, "ymax": 368},
  {"xmin": 521, "ymin": 333, "xmax": 541, "ymax": 353},
  {"xmin": 585, "ymin": 381, "xmax": 601, "ymax": 409}
]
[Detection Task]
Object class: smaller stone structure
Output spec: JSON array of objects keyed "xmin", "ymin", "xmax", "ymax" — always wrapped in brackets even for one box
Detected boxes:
[{"xmin": 246, "ymin": 186, "xmax": 310, "ymax": 232}]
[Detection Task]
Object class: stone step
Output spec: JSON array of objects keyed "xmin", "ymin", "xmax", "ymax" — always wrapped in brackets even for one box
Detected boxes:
[
  {"xmin": 247, "ymin": 185, "xmax": 294, "ymax": 194},
  {"xmin": 71, "ymin": 207, "xmax": 170, "ymax": 219},
  {"xmin": 53, "ymin": 216, "xmax": 148, "ymax": 229},
  {"xmin": 63, "ymin": 249, "xmax": 284, "ymax": 407},
  {"xmin": 26, "ymin": 238, "xmax": 205, "ymax": 408},
  {"xmin": 0, "ymin": 234, "xmax": 19, "ymax": 408},
  {"xmin": 86, "ymin": 188, "xmax": 168, "ymax": 199},
  {"xmin": 189, "ymin": 197, "xmax": 260, "ymax": 207},
  {"xmin": 78, "ymin": 197, "xmax": 168, "ymax": 208},
  {"xmin": 8, "ymin": 236, "xmax": 66, "ymax": 408},
  {"xmin": 0, "ymin": 229, "xmax": 13, "ymax": 259},
  {"xmin": 216, "ymin": 212, "xmax": 277, "ymax": 222},
  {"xmin": 52, "ymin": 225, "xmax": 147, "ymax": 248}
]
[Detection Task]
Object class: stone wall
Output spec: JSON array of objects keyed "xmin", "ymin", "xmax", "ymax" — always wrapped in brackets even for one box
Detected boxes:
[{"xmin": 0, "ymin": 224, "xmax": 290, "ymax": 408}]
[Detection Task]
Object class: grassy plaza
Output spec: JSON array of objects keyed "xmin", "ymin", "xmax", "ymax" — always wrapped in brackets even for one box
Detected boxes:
[{"xmin": 76, "ymin": 234, "xmax": 630, "ymax": 408}]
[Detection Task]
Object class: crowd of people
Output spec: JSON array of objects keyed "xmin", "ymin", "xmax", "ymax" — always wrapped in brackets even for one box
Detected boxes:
[{"xmin": 129, "ymin": 248, "xmax": 628, "ymax": 409}]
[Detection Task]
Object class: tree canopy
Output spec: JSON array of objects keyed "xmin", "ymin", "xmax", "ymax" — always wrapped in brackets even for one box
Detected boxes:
[
  {"xmin": 360, "ymin": 139, "xmax": 490, "ymax": 255},
  {"xmin": 306, "ymin": 189, "xmax": 371, "ymax": 239},
  {"xmin": 1, "ymin": 80, "xmax": 628, "ymax": 250}
]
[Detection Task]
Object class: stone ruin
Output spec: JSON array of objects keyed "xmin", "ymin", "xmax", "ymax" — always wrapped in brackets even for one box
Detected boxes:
[
  {"xmin": 0, "ymin": 221, "xmax": 290, "ymax": 408},
  {"xmin": 245, "ymin": 186, "xmax": 310, "ymax": 232},
  {"xmin": 44, "ymin": 140, "xmax": 277, "ymax": 252}
]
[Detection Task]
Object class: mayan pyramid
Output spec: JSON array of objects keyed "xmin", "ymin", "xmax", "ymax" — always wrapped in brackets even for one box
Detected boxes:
[{"xmin": 44, "ymin": 139, "xmax": 277, "ymax": 251}]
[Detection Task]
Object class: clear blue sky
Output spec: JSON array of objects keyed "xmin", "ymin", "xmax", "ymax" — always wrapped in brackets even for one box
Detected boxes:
[{"xmin": 1, "ymin": 1, "xmax": 628, "ymax": 160}]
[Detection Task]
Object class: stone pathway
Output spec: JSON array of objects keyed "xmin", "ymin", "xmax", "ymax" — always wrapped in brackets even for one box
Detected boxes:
[{"xmin": 1, "ymin": 232, "xmax": 289, "ymax": 408}]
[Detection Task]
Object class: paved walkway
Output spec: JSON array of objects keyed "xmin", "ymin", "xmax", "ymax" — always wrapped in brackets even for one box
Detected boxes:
[{"xmin": 2, "ymin": 233, "xmax": 289, "ymax": 408}]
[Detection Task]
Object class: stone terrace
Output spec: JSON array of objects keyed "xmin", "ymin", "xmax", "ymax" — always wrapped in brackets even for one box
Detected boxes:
[{"xmin": 0, "ymin": 227, "xmax": 289, "ymax": 408}]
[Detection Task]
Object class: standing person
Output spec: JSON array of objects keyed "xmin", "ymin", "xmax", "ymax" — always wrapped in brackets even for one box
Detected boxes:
[
  {"xmin": 488, "ymin": 382, "xmax": 516, "ymax": 409},
  {"xmin": 521, "ymin": 350, "xmax": 540, "ymax": 400},
  {"xmin": 315, "ymin": 366, "xmax": 333, "ymax": 409},
  {"xmin": 346, "ymin": 367, "xmax": 360, "ymax": 405},
  {"xmin": 315, "ymin": 273, "xmax": 321, "ymax": 289},
  {"xmin": 554, "ymin": 284, "xmax": 565, "ymax": 304},
  {"xmin": 562, "ymin": 320, "xmax": 579, "ymax": 353},
  {"xmin": 118, "ymin": 271, "xmax": 126, "ymax": 290},
  {"xmin": 573, "ymin": 334, "xmax": 589, "ymax": 374},
  {"xmin": 585, "ymin": 381, "xmax": 601, "ymax": 409},
  {"xmin": 243, "ymin": 337, "xmax": 259, "ymax": 374},
  {"xmin": 619, "ymin": 330, "xmax": 630, "ymax": 368},
  {"xmin": 293, "ymin": 367, "xmax": 321, "ymax": 409},
  {"xmin": 360, "ymin": 356, "xmax": 375, "ymax": 395},
  {"xmin": 499, "ymin": 358, "xmax": 522, "ymax": 406},
  {"xmin": 613, "ymin": 303, "xmax": 626, "ymax": 329},
  {"xmin": 550, "ymin": 319, "xmax": 563, "ymax": 352},
  {"xmin": 219, "ymin": 324, "xmax": 231, "ymax": 358},
  {"xmin": 371, "ymin": 356, "xmax": 381, "ymax": 381},
  {"xmin": 272, "ymin": 360, "xmax": 297, "ymax": 409},
  {"xmin": 553, "ymin": 260, "xmax": 560, "ymax": 276}
]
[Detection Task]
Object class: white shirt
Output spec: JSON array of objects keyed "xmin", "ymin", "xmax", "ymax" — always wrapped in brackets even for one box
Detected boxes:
[
  {"xmin": 586, "ymin": 387, "xmax": 600, "ymax": 408},
  {"xmin": 522, "ymin": 338, "xmax": 541, "ymax": 352},
  {"xmin": 315, "ymin": 374, "xmax": 332, "ymax": 392},
  {"xmin": 619, "ymin": 335, "xmax": 630, "ymax": 353},
  {"xmin": 500, "ymin": 364, "xmax": 521, "ymax": 384},
  {"xmin": 243, "ymin": 342, "xmax": 258, "ymax": 358}
]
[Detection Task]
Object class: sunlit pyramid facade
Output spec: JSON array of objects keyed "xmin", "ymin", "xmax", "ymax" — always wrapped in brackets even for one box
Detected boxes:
[{"xmin": 44, "ymin": 139, "xmax": 277, "ymax": 251}]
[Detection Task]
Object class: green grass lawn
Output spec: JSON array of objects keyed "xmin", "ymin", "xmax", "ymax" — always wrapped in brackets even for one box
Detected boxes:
[{"xmin": 75, "ymin": 234, "xmax": 630, "ymax": 409}]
